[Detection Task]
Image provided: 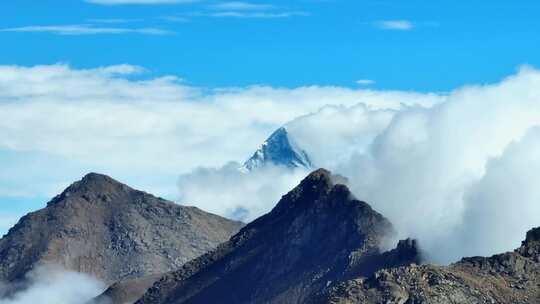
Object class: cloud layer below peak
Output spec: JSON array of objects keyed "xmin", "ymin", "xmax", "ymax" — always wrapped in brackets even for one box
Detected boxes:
[{"xmin": 4, "ymin": 63, "xmax": 540, "ymax": 266}]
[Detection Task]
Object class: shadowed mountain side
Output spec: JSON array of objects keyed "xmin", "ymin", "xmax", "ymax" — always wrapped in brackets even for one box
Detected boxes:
[
  {"xmin": 93, "ymin": 274, "xmax": 163, "ymax": 304},
  {"xmin": 135, "ymin": 169, "xmax": 420, "ymax": 304}
]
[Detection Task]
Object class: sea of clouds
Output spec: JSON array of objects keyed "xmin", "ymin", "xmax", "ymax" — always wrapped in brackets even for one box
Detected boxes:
[
  {"xmin": 3, "ymin": 64, "xmax": 540, "ymax": 302},
  {"xmin": 179, "ymin": 66, "xmax": 540, "ymax": 264}
]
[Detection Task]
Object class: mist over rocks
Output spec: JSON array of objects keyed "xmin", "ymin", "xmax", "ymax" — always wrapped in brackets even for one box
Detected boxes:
[{"xmin": 0, "ymin": 264, "xmax": 106, "ymax": 304}]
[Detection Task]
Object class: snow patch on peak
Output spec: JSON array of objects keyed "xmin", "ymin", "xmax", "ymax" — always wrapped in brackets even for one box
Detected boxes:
[{"xmin": 241, "ymin": 127, "xmax": 313, "ymax": 172}]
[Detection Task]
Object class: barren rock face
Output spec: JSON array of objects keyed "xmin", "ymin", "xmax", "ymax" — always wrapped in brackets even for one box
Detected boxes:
[
  {"xmin": 0, "ymin": 173, "xmax": 243, "ymax": 286},
  {"xmin": 135, "ymin": 169, "xmax": 419, "ymax": 304},
  {"xmin": 321, "ymin": 226, "xmax": 540, "ymax": 304}
]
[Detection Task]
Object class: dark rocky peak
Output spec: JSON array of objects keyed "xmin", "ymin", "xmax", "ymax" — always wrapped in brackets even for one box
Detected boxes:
[
  {"xmin": 68, "ymin": 172, "xmax": 129, "ymax": 194},
  {"xmin": 344, "ymin": 238, "xmax": 422, "ymax": 280},
  {"xmin": 0, "ymin": 173, "xmax": 243, "ymax": 286},
  {"xmin": 135, "ymin": 169, "xmax": 402, "ymax": 304},
  {"xmin": 269, "ymin": 168, "xmax": 353, "ymax": 215},
  {"xmin": 47, "ymin": 173, "xmax": 142, "ymax": 207},
  {"xmin": 385, "ymin": 238, "xmax": 423, "ymax": 267},
  {"xmin": 524, "ymin": 227, "xmax": 540, "ymax": 245},
  {"xmin": 517, "ymin": 226, "xmax": 540, "ymax": 258},
  {"xmin": 388, "ymin": 238, "xmax": 422, "ymax": 264}
]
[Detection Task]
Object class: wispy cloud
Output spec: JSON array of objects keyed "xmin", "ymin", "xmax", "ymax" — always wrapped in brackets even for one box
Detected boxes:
[
  {"xmin": 159, "ymin": 15, "xmax": 190, "ymax": 23},
  {"xmin": 209, "ymin": 2, "xmax": 274, "ymax": 11},
  {"xmin": 356, "ymin": 79, "xmax": 375, "ymax": 86},
  {"xmin": 376, "ymin": 20, "xmax": 414, "ymax": 30},
  {"xmin": 0, "ymin": 25, "xmax": 171, "ymax": 35},
  {"xmin": 86, "ymin": 18, "xmax": 144, "ymax": 24},
  {"xmin": 196, "ymin": 11, "xmax": 309, "ymax": 18},
  {"xmin": 85, "ymin": 0, "xmax": 195, "ymax": 5}
]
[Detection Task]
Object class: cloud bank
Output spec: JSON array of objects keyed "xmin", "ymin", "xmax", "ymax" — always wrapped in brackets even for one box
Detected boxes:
[
  {"xmin": 0, "ymin": 63, "xmax": 441, "ymax": 200},
  {"xmin": 0, "ymin": 265, "xmax": 105, "ymax": 304},
  {"xmin": 177, "ymin": 66, "xmax": 540, "ymax": 265},
  {"xmin": 178, "ymin": 163, "xmax": 309, "ymax": 222},
  {"xmin": 324, "ymin": 66, "xmax": 540, "ymax": 263},
  {"xmin": 5, "ymin": 63, "xmax": 540, "ymax": 265}
]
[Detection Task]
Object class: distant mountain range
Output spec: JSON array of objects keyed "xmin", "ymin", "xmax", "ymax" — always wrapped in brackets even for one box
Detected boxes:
[
  {"xmin": 2, "ymin": 170, "xmax": 540, "ymax": 304},
  {"xmin": 241, "ymin": 127, "xmax": 313, "ymax": 172}
]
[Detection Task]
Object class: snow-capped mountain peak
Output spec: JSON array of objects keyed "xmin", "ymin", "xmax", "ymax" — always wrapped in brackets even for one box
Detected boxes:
[{"xmin": 241, "ymin": 127, "xmax": 313, "ymax": 172}]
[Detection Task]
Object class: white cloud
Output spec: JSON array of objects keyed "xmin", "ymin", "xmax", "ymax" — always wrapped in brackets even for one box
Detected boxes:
[
  {"xmin": 0, "ymin": 64, "xmax": 442, "ymax": 200},
  {"xmin": 376, "ymin": 20, "xmax": 414, "ymax": 30},
  {"xmin": 210, "ymin": 1, "xmax": 274, "ymax": 11},
  {"xmin": 356, "ymin": 79, "xmax": 375, "ymax": 85},
  {"xmin": 0, "ymin": 264, "xmax": 106, "ymax": 304},
  {"xmin": 320, "ymin": 66, "xmax": 540, "ymax": 264},
  {"xmin": 86, "ymin": 18, "xmax": 144, "ymax": 24},
  {"xmin": 0, "ymin": 25, "xmax": 171, "ymax": 35},
  {"xmin": 177, "ymin": 65, "xmax": 540, "ymax": 265},
  {"xmin": 287, "ymin": 104, "xmax": 398, "ymax": 168},
  {"xmin": 458, "ymin": 127, "xmax": 540, "ymax": 259},
  {"xmin": 85, "ymin": 0, "xmax": 194, "ymax": 5},
  {"xmin": 3, "ymin": 62, "xmax": 540, "ymax": 267},
  {"xmin": 198, "ymin": 11, "xmax": 309, "ymax": 18},
  {"xmin": 178, "ymin": 163, "xmax": 309, "ymax": 222}
]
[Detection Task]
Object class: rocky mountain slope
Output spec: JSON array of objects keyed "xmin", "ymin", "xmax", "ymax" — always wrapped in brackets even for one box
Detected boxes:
[
  {"xmin": 319, "ymin": 227, "xmax": 540, "ymax": 304},
  {"xmin": 241, "ymin": 127, "xmax": 313, "ymax": 171},
  {"xmin": 135, "ymin": 169, "xmax": 420, "ymax": 304},
  {"xmin": 0, "ymin": 173, "xmax": 243, "ymax": 287}
]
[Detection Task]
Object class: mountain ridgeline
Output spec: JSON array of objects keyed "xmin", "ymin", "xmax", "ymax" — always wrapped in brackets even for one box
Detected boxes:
[
  {"xmin": 321, "ymin": 227, "xmax": 540, "ymax": 304},
  {"xmin": 2, "ymin": 169, "xmax": 540, "ymax": 304},
  {"xmin": 135, "ymin": 169, "xmax": 420, "ymax": 304},
  {"xmin": 0, "ymin": 173, "xmax": 243, "ymax": 289}
]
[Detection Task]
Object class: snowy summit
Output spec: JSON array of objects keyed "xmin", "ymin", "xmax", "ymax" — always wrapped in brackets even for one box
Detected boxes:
[{"xmin": 241, "ymin": 127, "xmax": 313, "ymax": 172}]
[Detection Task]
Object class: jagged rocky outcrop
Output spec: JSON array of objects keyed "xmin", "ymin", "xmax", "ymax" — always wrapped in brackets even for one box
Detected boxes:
[
  {"xmin": 0, "ymin": 173, "xmax": 243, "ymax": 288},
  {"xmin": 241, "ymin": 127, "xmax": 313, "ymax": 171},
  {"xmin": 135, "ymin": 169, "xmax": 419, "ymax": 304},
  {"xmin": 320, "ymin": 227, "xmax": 540, "ymax": 304}
]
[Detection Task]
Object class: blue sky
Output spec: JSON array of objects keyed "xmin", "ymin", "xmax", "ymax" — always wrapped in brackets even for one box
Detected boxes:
[
  {"xmin": 1, "ymin": 0, "xmax": 540, "ymax": 236},
  {"xmin": 1, "ymin": 0, "xmax": 540, "ymax": 91}
]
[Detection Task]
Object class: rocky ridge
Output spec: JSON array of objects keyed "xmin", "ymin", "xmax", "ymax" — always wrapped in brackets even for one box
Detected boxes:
[
  {"xmin": 0, "ymin": 173, "xmax": 243, "ymax": 287},
  {"xmin": 320, "ymin": 227, "xmax": 540, "ymax": 304},
  {"xmin": 135, "ymin": 169, "xmax": 419, "ymax": 304}
]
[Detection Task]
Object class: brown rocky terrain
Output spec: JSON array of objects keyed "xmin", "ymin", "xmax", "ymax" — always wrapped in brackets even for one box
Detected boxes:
[
  {"xmin": 135, "ymin": 169, "xmax": 420, "ymax": 304},
  {"xmin": 5, "ymin": 169, "xmax": 540, "ymax": 304},
  {"xmin": 319, "ymin": 227, "xmax": 540, "ymax": 304},
  {"xmin": 0, "ymin": 173, "xmax": 243, "ymax": 290}
]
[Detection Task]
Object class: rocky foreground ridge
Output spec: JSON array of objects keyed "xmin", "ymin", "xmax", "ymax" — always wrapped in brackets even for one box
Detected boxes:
[
  {"xmin": 320, "ymin": 227, "xmax": 540, "ymax": 304},
  {"xmin": 3, "ymin": 169, "xmax": 540, "ymax": 304},
  {"xmin": 0, "ymin": 173, "xmax": 243, "ymax": 291},
  {"xmin": 130, "ymin": 169, "xmax": 540, "ymax": 304},
  {"xmin": 133, "ymin": 169, "xmax": 420, "ymax": 304}
]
